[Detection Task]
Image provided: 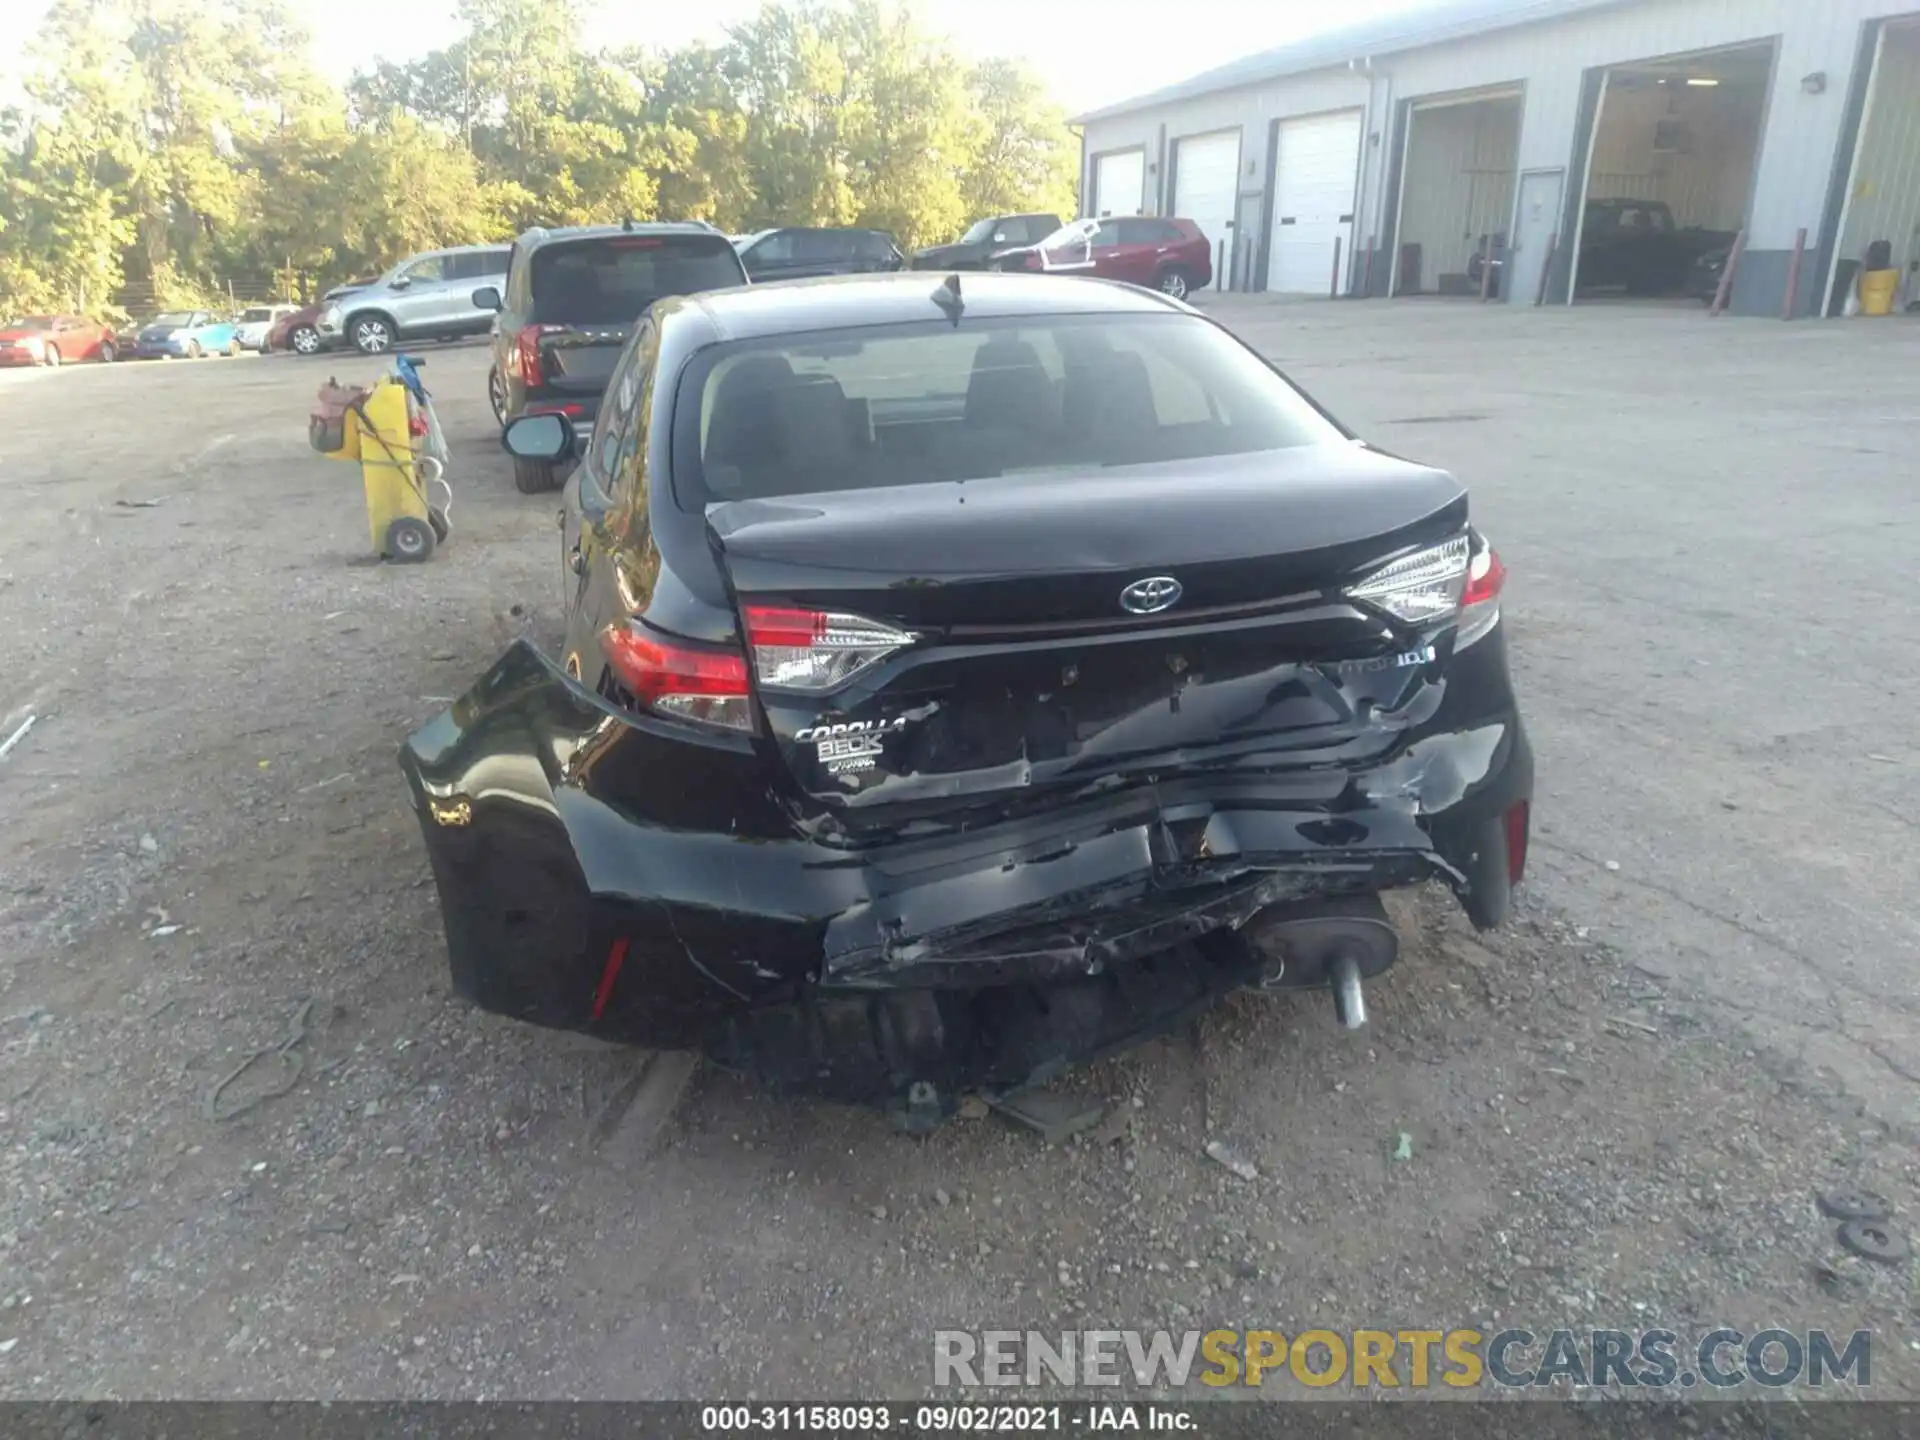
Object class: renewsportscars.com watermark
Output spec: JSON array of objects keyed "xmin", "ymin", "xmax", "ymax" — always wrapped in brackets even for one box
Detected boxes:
[{"xmin": 933, "ymin": 1328, "xmax": 1873, "ymax": 1391}]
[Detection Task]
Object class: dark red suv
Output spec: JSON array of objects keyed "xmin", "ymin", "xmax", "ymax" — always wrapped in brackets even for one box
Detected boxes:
[{"xmin": 989, "ymin": 217, "xmax": 1214, "ymax": 299}]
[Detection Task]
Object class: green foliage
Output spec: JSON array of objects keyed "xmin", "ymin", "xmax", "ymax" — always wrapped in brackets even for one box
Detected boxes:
[{"xmin": 0, "ymin": 0, "xmax": 1082, "ymax": 316}]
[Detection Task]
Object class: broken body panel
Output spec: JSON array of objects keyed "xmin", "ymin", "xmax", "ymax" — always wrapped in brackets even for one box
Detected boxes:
[
  {"xmin": 400, "ymin": 275, "xmax": 1534, "ymax": 1118},
  {"xmin": 400, "ymin": 625, "xmax": 1529, "ymax": 1109}
]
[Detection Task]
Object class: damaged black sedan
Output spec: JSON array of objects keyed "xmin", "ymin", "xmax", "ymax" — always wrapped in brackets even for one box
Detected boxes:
[{"xmin": 401, "ymin": 272, "xmax": 1533, "ymax": 1128}]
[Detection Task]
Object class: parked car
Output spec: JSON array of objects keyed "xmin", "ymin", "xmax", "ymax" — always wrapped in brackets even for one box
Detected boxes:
[
  {"xmin": 317, "ymin": 245, "xmax": 512, "ymax": 354},
  {"xmin": 129, "ymin": 311, "xmax": 243, "ymax": 359},
  {"xmin": 1576, "ymin": 198, "xmax": 1736, "ymax": 296},
  {"xmin": 990, "ymin": 216, "xmax": 1214, "ymax": 299},
  {"xmin": 734, "ymin": 227, "xmax": 904, "ymax": 281},
  {"xmin": 233, "ymin": 303, "xmax": 298, "ymax": 352},
  {"xmin": 266, "ymin": 302, "xmax": 326, "ymax": 355},
  {"xmin": 1685, "ymin": 245, "xmax": 1730, "ymax": 303},
  {"xmin": 909, "ymin": 212, "xmax": 1062, "ymax": 271},
  {"xmin": 476, "ymin": 221, "xmax": 749, "ymax": 494},
  {"xmin": 0, "ymin": 314, "xmax": 118, "ymax": 366},
  {"xmin": 404, "ymin": 272, "xmax": 1532, "ymax": 1128},
  {"xmin": 267, "ymin": 279, "xmax": 375, "ymax": 355}
]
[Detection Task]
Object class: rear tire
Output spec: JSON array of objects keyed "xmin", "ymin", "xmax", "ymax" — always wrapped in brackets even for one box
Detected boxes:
[
  {"xmin": 487, "ymin": 368, "xmax": 507, "ymax": 427},
  {"xmin": 385, "ymin": 515, "xmax": 435, "ymax": 563},
  {"xmin": 1156, "ymin": 266, "xmax": 1192, "ymax": 300},
  {"xmin": 514, "ymin": 456, "xmax": 560, "ymax": 494},
  {"xmin": 226, "ymin": 338, "xmax": 242, "ymax": 357},
  {"xmin": 98, "ymin": 342, "xmax": 116, "ymax": 364}
]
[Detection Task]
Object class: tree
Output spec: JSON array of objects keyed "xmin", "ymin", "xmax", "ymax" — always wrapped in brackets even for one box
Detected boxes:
[
  {"xmin": 0, "ymin": 0, "xmax": 1083, "ymax": 316},
  {"xmin": 627, "ymin": 44, "xmax": 753, "ymax": 228},
  {"xmin": 723, "ymin": 2, "xmax": 860, "ymax": 230},
  {"xmin": 838, "ymin": 0, "xmax": 975, "ymax": 249},
  {"xmin": 327, "ymin": 116, "xmax": 502, "ymax": 271},
  {"xmin": 958, "ymin": 58, "xmax": 1078, "ymax": 229}
]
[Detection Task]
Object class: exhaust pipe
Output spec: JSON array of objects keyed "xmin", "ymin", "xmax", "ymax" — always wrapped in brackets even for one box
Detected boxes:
[
  {"xmin": 1329, "ymin": 951, "xmax": 1367, "ymax": 1029},
  {"xmin": 1236, "ymin": 894, "xmax": 1397, "ymax": 1028}
]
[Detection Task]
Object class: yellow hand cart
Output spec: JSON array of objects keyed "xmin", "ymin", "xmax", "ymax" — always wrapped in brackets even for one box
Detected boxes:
[{"xmin": 310, "ymin": 354, "xmax": 453, "ymax": 563}]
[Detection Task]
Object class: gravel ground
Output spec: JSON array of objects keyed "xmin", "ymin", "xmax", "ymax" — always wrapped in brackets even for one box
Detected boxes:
[{"xmin": 0, "ymin": 308, "xmax": 1914, "ymax": 1401}]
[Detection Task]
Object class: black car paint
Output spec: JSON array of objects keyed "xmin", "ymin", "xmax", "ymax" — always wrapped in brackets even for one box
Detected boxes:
[
  {"xmin": 1575, "ymin": 199, "xmax": 1737, "ymax": 296},
  {"xmin": 910, "ymin": 213, "xmax": 1062, "ymax": 272},
  {"xmin": 1686, "ymin": 246, "xmax": 1729, "ymax": 302},
  {"xmin": 1466, "ymin": 203, "xmax": 1736, "ymax": 297},
  {"xmin": 737, "ymin": 227, "xmax": 905, "ymax": 282},
  {"xmin": 403, "ymin": 273, "xmax": 1533, "ymax": 1118}
]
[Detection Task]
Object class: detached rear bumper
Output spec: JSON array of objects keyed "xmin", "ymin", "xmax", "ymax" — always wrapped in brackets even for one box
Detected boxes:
[{"xmin": 399, "ymin": 641, "xmax": 1531, "ymax": 1055}]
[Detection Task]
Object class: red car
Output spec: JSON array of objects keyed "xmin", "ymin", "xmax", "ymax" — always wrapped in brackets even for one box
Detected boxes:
[
  {"xmin": 265, "ymin": 302, "xmax": 326, "ymax": 356},
  {"xmin": 988, "ymin": 217, "xmax": 1214, "ymax": 300},
  {"xmin": 267, "ymin": 277, "xmax": 379, "ymax": 355},
  {"xmin": 0, "ymin": 314, "xmax": 118, "ymax": 366}
]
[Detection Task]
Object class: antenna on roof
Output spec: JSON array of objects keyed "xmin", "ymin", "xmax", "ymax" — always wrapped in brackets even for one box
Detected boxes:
[{"xmin": 933, "ymin": 273, "xmax": 964, "ymax": 327}]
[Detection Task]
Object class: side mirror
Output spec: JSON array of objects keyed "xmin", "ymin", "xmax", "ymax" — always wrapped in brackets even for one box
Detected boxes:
[
  {"xmin": 502, "ymin": 413, "xmax": 573, "ymax": 462},
  {"xmin": 471, "ymin": 286, "xmax": 502, "ymax": 311},
  {"xmin": 390, "ymin": 275, "xmax": 412, "ymax": 290}
]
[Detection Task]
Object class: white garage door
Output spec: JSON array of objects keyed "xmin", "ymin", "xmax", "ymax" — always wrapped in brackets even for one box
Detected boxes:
[
  {"xmin": 1173, "ymin": 130, "xmax": 1240, "ymax": 291},
  {"xmin": 1093, "ymin": 150, "xmax": 1145, "ymax": 217},
  {"xmin": 1267, "ymin": 110, "xmax": 1363, "ymax": 295}
]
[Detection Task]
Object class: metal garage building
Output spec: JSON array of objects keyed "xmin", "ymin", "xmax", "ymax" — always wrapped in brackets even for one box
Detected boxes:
[{"xmin": 1074, "ymin": 0, "xmax": 1920, "ymax": 316}]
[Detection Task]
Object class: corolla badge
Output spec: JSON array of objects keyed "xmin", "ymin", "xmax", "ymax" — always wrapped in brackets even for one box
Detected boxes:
[{"xmin": 1119, "ymin": 575, "xmax": 1183, "ymax": 615}]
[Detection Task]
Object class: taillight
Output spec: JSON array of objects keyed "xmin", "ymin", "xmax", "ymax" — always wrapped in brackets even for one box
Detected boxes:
[
  {"xmin": 513, "ymin": 324, "xmax": 562, "ymax": 387},
  {"xmin": 599, "ymin": 622, "xmax": 753, "ymax": 733},
  {"xmin": 743, "ymin": 605, "xmax": 917, "ymax": 691},
  {"xmin": 1346, "ymin": 534, "xmax": 1469, "ymax": 623},
  {"xmin": 1457, "ymin": 536, "xmax": 1506, "ymax": 648},
  {"xmin": 1344, "ymin": 531, "xmax": 1505, "ymax": 647}
]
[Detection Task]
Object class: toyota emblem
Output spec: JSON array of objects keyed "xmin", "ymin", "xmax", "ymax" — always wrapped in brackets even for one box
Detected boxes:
[{"xmin": 1119, "ymin": 575, "xmax": 1183, "ymax": 615}]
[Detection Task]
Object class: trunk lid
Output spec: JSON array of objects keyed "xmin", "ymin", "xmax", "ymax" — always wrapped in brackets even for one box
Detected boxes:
[
  {"xmin": 710, "ymin": 446, "xmax": 1467, "ymax": 823},
  {"xmin": 533, "ymin": 324, "xmax": 630, "ymax": 399}
]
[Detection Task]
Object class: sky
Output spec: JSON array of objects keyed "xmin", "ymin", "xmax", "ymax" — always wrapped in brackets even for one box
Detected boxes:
[{"xmin": 1, "ymin": 0, "xmax": 1436, "ymax": 116}]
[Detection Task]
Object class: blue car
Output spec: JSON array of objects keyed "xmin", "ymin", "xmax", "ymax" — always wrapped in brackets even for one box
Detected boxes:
[{"xmin": 130, "ymin": 311, "xmax": 243, "ymax": 360}]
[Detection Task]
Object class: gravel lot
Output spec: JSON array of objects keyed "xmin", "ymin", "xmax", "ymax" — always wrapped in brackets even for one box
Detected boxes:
[{"xmin": 0, "ymin": 304, "xmax": 1915, "ymax": 1401}]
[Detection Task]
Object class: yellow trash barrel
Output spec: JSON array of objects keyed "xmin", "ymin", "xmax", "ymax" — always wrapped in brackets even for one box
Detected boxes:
[{"xmin": 1858, "ymin": 268, "xmax": 1900, "ymax": 317}]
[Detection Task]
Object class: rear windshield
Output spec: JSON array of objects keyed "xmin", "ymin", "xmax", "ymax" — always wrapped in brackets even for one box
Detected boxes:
[
  {"xmin": 239, "ymin": 307, "xmax": 274, "ymax": 322},
  {"xmin": 676, "ymin": 313, "xmax": 1345, "ymax": 504},
  {"xmin": 531, "ymin": 234, "xmax": 744, "ymax": 325}
]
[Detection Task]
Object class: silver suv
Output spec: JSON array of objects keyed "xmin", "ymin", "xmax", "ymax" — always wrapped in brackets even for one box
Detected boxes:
[{"xmin": 317, "ymin": 244, "xmax": 511, "ymax": 354}]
